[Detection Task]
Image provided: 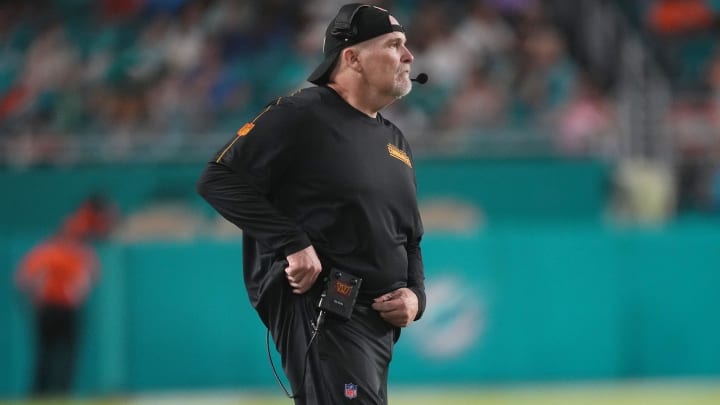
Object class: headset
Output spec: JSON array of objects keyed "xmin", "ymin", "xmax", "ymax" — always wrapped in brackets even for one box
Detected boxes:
[
  {"xmin": 330, "ymin": 4, "xmax": 371, "ymax": 42},
  {"xmin": 328, "ymin": 4, "xmax": 429, "ymax": 85}
]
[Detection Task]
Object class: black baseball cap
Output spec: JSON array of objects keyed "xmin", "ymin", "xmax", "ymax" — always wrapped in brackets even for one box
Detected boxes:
[{"xmin": 307, "ymin": 4, "xmax": 404, "ymax": 85}]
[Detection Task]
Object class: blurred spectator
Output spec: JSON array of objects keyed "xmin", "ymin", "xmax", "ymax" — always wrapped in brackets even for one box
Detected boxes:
[
  {"xmin": 669, "ymin": 51, "xmax": 720, "ymax": 212},
  {"xmin": 163, "ymin": 1, "xmax": 207, "ymax": 73},
  {"xmin": 611, "ymin": 158, "xmax": 676, "ymax": 225},
  {"xmin": 556, "ymin": 74, "xmax": 617, "ymax": 155},
  {"xmin": 455, "ymin": 0, "xmax": 516, "ymax": 64},
  {"xmin": 100, "ymin": 0, "xmax": 145, "ymax": 22},
  {"xmin": 668, "ymin": 95, "xmax": 716, "ymax": 211},
  {"xmin": 510, "ymin": 24, "xmax": 576, "ymax": 127},
  {"xmin": 646, "ymin": 0, "xmax": 715, "ymax": 35},
  {"xmin": 438, "ymin": 62, "xmax": 508, "ymax": 132},
  {"xmin": 706, "ymin": 51, "xmax": 720, "ymax": 123},
  {"xmin": 642, "ymin": 0, "xmax": 718, "ymax": 90},
  {"xmin": 406, "ymin": 2, "xmax": 460, "ymax": 87},
  {"xmin": 14, "ymin": 195, "xmax": 117, "ymax": 397}
]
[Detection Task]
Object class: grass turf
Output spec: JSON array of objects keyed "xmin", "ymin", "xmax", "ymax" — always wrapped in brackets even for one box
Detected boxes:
[{"xmin": 2, "ymin": 380, "xmax": 719, "ymax": 405}]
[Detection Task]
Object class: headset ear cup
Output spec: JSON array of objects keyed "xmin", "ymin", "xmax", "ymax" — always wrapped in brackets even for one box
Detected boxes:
[
  {"xmin": 332, "ymin": 27, "xmax": 357, "ymax": 42},
  {"xmin": 330, "ymin": 4, "xmax": 369, "ymax": 42},
  {"xmin": 330, "ymin": 27, "xmax": 351, "ymax": 41}
]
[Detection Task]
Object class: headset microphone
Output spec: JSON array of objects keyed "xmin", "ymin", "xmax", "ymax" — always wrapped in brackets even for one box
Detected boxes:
[{"xmin": 411, "ymin": 73, "xmax": 428, "ymax": 84}]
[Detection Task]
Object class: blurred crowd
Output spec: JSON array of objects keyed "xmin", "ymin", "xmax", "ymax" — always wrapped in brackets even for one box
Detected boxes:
[
  {"xmin": 623, "ymin": 0, "xmax": 720, "ymax": 213},
  {"xmin": 0, "ymin": 0, "xmax": 313, "ymax": 164},
  {"xmin": 0, "ymin": 0, "xmax": 621, "ymax": 165},
  {"xmin": 3, "ymin": 0, "xmax": 720, "ymax": 215}
]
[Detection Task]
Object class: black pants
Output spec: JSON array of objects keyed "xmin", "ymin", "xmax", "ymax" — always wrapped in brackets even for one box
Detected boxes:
[
  {"xmin": 33, "ymin": 304, "xmax": 78, "ymax": 396},
  {"xmin": 261, "ymin": 276, "xmax": 395, "ymax": 405}
]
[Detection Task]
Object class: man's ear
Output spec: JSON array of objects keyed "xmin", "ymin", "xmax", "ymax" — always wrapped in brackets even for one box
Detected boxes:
[{"xmin": 341, "ymin": 47, "xmax": 363, "ymax": 73}]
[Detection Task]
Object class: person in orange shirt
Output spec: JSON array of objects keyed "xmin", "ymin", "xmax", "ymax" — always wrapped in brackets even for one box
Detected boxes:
[
  {"xmin": 647, "ymin": 0, "xmax": 715, "ymax": 35},
  {"xmin": 15, "ymin": 195, "xmax": 116, "ymax": 396}
]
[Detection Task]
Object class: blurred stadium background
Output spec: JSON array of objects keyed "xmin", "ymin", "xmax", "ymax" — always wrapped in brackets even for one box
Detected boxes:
[{"xmin": 2, "ymin": 0, "xmax": 720, "ymax": 403}]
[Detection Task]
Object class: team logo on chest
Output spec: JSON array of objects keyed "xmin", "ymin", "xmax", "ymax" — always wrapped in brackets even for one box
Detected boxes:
[{"xmin": 387, "ymin": 143, "xmax": 412, "ymax": 168}]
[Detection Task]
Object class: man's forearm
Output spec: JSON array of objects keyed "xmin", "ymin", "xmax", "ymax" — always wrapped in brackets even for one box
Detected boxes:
[{"xmin": 406, "ymin": 240, "xmax": 426, "ymax": 320}]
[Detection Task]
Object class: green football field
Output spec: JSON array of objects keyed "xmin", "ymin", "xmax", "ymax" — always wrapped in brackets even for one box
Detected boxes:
[{"xmin": 2, "ymin": 380, "xmax": 719, "ymax": 405}]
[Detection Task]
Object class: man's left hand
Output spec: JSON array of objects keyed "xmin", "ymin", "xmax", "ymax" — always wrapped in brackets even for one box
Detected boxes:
[{"xmin": 371, "ymin": 288, "xmax": 418, "ymax": 327}]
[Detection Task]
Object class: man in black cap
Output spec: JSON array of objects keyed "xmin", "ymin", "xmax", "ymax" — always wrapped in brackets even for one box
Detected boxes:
[{"xmin": 197, "ymin": 4, "xmax": 425, "ymax": 404}]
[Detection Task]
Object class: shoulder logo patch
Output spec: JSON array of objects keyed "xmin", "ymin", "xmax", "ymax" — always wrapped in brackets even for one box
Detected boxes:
[
  {"xmin": 237, "ymin": 123, "xmax": 255, "ymax": 137},
  {"xmin": 387, "ymin": 143, "xmax": 412, "ymax": 168}
]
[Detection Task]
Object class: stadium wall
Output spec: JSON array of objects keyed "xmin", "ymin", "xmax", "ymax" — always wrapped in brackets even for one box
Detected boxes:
[{"xmin": 2, "ymin": 160, "xmax": 719, "ymax": 398}]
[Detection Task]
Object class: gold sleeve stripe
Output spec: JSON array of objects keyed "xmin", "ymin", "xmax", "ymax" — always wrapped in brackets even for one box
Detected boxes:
[
  {"xmin": 215, "ymin": 132, "xmax": 244, "ymax": 163},
  {"xmin": 387, "ymin": 143, "xmax": 412, "ymax": 168},
  {"xmin": 215, "ymin": 98, "xmax": 284, "ymax": 163}
]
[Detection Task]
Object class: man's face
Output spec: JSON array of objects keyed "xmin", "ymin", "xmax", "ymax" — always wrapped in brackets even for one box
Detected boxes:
[{"xmin": 355, "ymin": 15, "xmax": 414, "ymax": 98}]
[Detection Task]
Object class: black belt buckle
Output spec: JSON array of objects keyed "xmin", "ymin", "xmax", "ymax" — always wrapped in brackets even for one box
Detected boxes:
[{"xmin": 317, "ymin": 269, "xmax": 362, "ymax": 321}]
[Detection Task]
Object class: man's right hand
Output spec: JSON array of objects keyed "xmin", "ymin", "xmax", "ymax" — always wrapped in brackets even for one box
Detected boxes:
[{"xmin": 285, "ymin": 246, "xmax": 322, "ymax": 294}]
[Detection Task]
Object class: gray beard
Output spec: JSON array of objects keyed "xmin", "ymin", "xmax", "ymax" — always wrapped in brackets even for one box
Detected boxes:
[{"xmin": 392, "ymin": 80, "xmax": 412, "ymax": 99}]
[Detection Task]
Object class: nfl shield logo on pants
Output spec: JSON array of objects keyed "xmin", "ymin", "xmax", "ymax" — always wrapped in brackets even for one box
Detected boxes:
[{"xmin": 344, "ymin": 383, "xmax": 358, "ymax": 399}]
